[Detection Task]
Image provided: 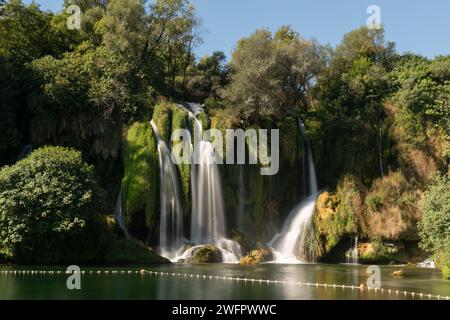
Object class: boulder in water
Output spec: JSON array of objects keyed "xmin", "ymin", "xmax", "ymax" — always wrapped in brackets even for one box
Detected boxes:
[
  {"xmin": 185, "ymin": 245, "xmax": 223, "ymax": 264},
  {"xmin": 392, "ymin": 269, "xmax": 406, "ymax": 277},
  {"xmin": 240, "ymin": 245, "xmax": 273, "ymax": 265}
]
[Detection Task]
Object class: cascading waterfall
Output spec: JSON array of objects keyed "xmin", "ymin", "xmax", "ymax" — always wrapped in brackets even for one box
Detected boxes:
[
  {"xmin": 114, "ymin": 191, "xmax": 130, "ymax": 239},
  {"xmin": 150, "ymin": 120, "xmax": 185, "ymax": 260},
  {"xmin": 269, "ymin": 118, "xmax": 318, "ymax": 263},
  {"xmin": 178, "ymin": 103, "xmax": 242, "ymax": 263},
  {"xmin": 346, "ymin": 236, "xmax": 359, "ymax": 264},
  {"xmin": 16, "ymin": 144, "xmax": 32, "ymax": 161}
]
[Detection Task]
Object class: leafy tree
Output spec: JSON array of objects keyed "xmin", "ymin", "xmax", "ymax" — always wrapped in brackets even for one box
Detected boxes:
[
  {"xmin": 185, "ymin": 51, "xmax": 229, "ymax": 100},
  {"xmin": 29, "ymin": 42, "xmax": 148, "ymax": 159},
  {"xmin": 101, "ymin": 0, "xmax": 201, "ymax": 94},
  {"xmin": 389, "ymin": 54, "xmax": 450, "ymax": 159},
  {"xmin": 0, "ymin": 0, "xmax": 81, "ymax": 164},
  {"xmin": 418, "ymin": 174, "xmax": 450, "ymax": 277},
  {"xmin": 314, "ymin": 27, "xmax": 395, "ymax": 185},
  {"xmin": 225, "ymin": 26, "xmax": 324, "ymax": 120},
  {"xmin": 0, "ymin": 146, "xmax": 106, "ymax": 263},
  {"xmin": 418, "ymin": 174, "xmax": 450, "ymax": 253}
]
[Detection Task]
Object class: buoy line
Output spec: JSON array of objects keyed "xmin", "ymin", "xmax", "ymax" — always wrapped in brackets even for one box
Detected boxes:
[{"xmin": 0, "ymin": 269, "xmax": 449, "ymax": 300}]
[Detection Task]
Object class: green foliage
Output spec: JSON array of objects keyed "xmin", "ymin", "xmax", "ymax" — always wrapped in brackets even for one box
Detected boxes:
[
  {"xmin": 315, "ymin": 27, "xmax": 394, "ymax": 186},
  {"xmin": 0, "ymin": 146, "xmax": 106, "ymax": 263},
  {"xmin": 389, "ymin": 54, "xmax": 450, "ymax": 161},
  {"xmin": 315, "ymin": 177, "xmax": 361, "ymax": 252},
  {"xmin": 30, "ymin": 42, "xmax": 148, "ymax": 159},
  {"xmin": 226, "ymin": 26, "xmax": 324, "ymax": 120},
  {"xmin": 152, "ymin": 101, "xmax": 173, "ymax": 143},
  {"xmin": 277, "ymin": 117, "xmax": 301, "ymax": 166},
  {"xmin": 418, "ymin": 175, "xmax": 450, "ymax": 254},
  {"xmin": 196, "ymin": 112, "xmax": 210, "ymax": 130},
  {"xmin": 363, "ymin": 171, "xmax": 420, "ymax": 240},
  {"xmin": 185, "ymin": 51, "xmax": 229, "ymax": 101},
  {"xmin": 121, "ymin": 122, "xmax": 158, "ymax": 234},
  {"xmin": 358, "ymin": 239, "xmax": 409, "ymax": 264},
  {"xmin": 0, "ymin": 1, "xmax": 81, "ymax": 164}
]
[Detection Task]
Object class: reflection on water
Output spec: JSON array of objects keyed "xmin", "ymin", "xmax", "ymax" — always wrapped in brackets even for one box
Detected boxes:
[{"xmin": 0, "ymin": 264, "xmax": 448, "ymax": 300}]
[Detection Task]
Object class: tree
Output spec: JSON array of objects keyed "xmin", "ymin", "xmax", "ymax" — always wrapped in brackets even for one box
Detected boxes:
[
  {"xmin": 0, "ymin": 146, "xmax": 106, "ymax": 263},
  {"xmin": 418, "ymin": 174, "xmax": 450, "ymax": 277},
  {"xmin": 314, "ymin": 27, "xmax": 395, "ymax": 185},
  {"xmin": 102, "ymin": 0, "xmax": 147, "ymax": 57},
  {"xmin": 101, "ymin": 0, "xmax": 201, "ymax": 94},
  {"xmin": 418, "ymin": 174, "xmax": 450, "ymax": 253},
  {"xmin": 0, "ymin": 0, "xmax": 81, "ymax": 165},
  {"xmin": 29, "ymin": 42, "xmax": 146, "ymax": 159},
  {"xmin": 225, "ymin": 26, "xmax": 323, "ymax": 120},
  {"xmin": 185, "ymin": 51, "xmax": 229, "ymax": 100}
]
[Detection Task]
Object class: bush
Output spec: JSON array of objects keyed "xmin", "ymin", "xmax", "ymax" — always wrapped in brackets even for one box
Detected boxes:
[
  {"xmin": 419, "ymin": 175, "xmax": 450, "ymax": 252},
  {"xmin": 419, "ymin": 174, "xmax": 450, "ymax": 278},
  {"xmin": 0, "ymin": 146, "xmax": 106, "ymax": 263}
]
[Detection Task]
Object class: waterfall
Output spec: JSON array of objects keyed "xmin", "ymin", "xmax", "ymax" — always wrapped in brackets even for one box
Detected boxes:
[
  {"xmin": 16, "ymin": 144, "xmax": 32, "ymax": 162},
  {"xmin": 269, "ymin": 118, "xmax": 318, "ymax": 263},
  {"xmin": 114, "ymin": 191, "xmax": 130, "ymax": 239},
  {"xmin": 150, "ymin": 120, "xmax": 185, "ymax": 260},
  {"xmin": 176, "ymin": 103, "xmax": 242, "ymax": 263},
  {"xmin": 346, "ymin": 236, "xmax": 359, "ymax": 264}
]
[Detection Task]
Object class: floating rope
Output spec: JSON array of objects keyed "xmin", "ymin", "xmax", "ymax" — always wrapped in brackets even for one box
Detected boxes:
[{"xmin": 0, "ymin": 269, "xmax": 448, "ymax": 300}]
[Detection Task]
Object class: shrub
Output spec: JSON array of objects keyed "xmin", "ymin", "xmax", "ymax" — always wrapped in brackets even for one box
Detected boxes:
[
  {"xmin": 419, "ymin": 175, "xmax": 450, "ymax": 251},
  {"xmin": 0, "ymin": 146, "xmax": 106, "ymax": 263},
  {"xmin": 418, "ymin": 174, "xmax": 450, "ymax": 278}
]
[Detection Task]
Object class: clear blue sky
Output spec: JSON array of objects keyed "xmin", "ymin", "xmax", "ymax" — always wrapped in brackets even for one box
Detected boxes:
[{"xmin": 25, "ymin": 0, "xmax": 450, "ymax": 59}]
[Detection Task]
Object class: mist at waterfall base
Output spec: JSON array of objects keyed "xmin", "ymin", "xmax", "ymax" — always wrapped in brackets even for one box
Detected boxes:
[{"xmin": 269, "ymin": 119, "xmax": 319, "ymax": 264}]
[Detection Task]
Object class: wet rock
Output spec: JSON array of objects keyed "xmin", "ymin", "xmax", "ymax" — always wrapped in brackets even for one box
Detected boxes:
[
  {"xmin": 392, "ymin": 269, "xmax": 406, "ymax": 277},
  {"xmin": 185, "ymin": 245, "xmax": 222, "ymax": 264},
  {"xmin": 240, "ymin": 245, "xmax": 273, "ymax": 265}
]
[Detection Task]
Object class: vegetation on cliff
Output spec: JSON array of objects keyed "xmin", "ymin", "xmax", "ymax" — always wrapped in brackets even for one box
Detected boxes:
[
  {"xmin": 0, "ymin": 1, "xmax": 448, "ymax": 270},
  {"xmin": 121, "ymin": 122, "xmax": 158, "ymax": 239}
]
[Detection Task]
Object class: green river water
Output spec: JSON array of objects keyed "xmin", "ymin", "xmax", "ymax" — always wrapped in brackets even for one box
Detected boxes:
[{"xmin": 0, "ymin": 263, "xmax": 448, "ymax": 300}]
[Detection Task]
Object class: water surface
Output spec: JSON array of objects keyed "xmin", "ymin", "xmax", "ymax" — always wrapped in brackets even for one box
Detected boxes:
[{"xmin": 0, "ymin": 264, "xmax": 448, "ymax": 300}]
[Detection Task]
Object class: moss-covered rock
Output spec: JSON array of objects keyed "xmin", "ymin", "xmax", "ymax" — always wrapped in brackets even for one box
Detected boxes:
[
  {"xmin": 152, "ymin": 101, "xmax": 172, "ymax": 143},
  {"xmin": 196, "ymin": 112, "xmax": 210, "ymax": 130},
  {"xmin": 121, "ymin": 122, "xmax": 158, "ymax": 239},
  {"xmin": 171, "ymin": 106, "xmax": 191, "ymax": 212},
  {"xmin": 240, "ymin": 245, "xmax": 273, "ymax": 265},
  {"xmin": 185, "ymin": 245, "xmax": 222, "ymax": 263},
  {"xmin": 312, "ymin": 177, "xmax": 362, "ymax": 259},
  {"xmin": 101, "ymin": 238, "xmax": 170, "ymax": 265},
  {"xmin": 358, "ymin": 240, "xmax": 424, "ymax": 264}
]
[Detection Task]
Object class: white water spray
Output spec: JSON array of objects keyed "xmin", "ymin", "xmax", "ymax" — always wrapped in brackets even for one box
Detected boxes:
[
  {"xmin": 151, "ymin": 120, "xmax": 185, "ymax": 260},
  {"xmin": 270, "ymin": 118, "xmax": 318, "ymax": 263},
  {"xmin": 346, "ymin": 236, "xmax": 359, "ymax": 265},
  {"xmin": 176, "ymin": 103, "xmax": 242, "ymax": 263},
  {"xmin": 114, "ymin": 191, "xmax": 130, "ymax": 239}
]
